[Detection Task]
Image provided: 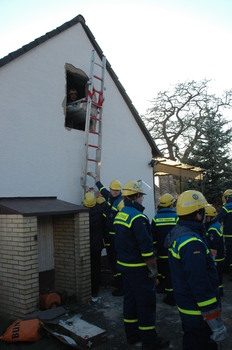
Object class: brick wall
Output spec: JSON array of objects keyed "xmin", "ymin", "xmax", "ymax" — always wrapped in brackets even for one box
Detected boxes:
[
  {"xmin": 53, "ymin": 212, "xmax": 91, "ymax": 304},
  {"xmin": 0, "ymin": 215, "xmax": 39, "ymax": 318},
  {"xmin": 74, "ymin": 212, "xmax": 91, "ymax": 303},
  {"xmin": 53, "ymin": 215, "xmax": 76, "ymax": 295},
  {"xmin": 0, "ymin": 211, "xmax": 91, "ymax": 318}
]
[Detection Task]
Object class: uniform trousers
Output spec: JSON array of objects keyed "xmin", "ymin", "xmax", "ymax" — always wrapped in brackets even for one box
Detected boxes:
[
  {"xmin": 181, "ymin": 313, "xmax": 217, "ymax": 350},
  {"xmin": 122, "ymin": 268, "xmax": 157, "ymax": 347}
]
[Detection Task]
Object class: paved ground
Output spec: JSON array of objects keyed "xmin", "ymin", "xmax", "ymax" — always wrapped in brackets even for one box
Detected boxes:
[{"xmin": 0, "ymin": 273, "xmax": 232, "ymax": 350}]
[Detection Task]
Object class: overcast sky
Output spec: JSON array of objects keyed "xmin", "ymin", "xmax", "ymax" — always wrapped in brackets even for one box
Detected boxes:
[{"xmin": 1, "ymin": 0, "xmax": 232, "ymax": 116}]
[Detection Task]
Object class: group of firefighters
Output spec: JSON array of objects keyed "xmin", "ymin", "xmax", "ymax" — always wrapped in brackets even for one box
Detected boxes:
[{"xmin": 83, "ymin": 173, "xmax": 231, "ymax": 350}]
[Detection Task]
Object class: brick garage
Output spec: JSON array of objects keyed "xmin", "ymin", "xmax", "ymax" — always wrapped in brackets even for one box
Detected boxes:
[{"xmin": 0, "ymin": 197, "xmax": 91, "ymax": 318}]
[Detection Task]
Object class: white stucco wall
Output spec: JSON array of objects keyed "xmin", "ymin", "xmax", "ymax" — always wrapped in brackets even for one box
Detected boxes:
[{"xmin": 0, "ymin": 23, "xmax": 155, "ymax": 220}]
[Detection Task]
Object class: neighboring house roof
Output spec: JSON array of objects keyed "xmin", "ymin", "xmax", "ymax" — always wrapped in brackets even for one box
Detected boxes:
[
  {"xmin": 152, "ymin": 157, "xmax": 204, "ymax": 180},
  {"xmin": 0, "ymin": 197, "xmax": 88, "ymax": 216},
  {"xmin": 0, "ymin": 14, "xmax": 161, "ymax": 157}
]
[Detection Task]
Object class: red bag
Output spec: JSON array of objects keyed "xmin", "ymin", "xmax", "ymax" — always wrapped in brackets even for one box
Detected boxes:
[
  {"xmin": 0, "ymin": 318, "xmax": 42, "ymax": 342},
  {"xmin": 40, "ymin": 292, "xmax": 61, "ymax": 310}
]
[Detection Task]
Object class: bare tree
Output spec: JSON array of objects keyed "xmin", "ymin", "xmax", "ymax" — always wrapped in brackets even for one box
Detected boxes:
[{"xmin": 142, "ymin": 79, "xmax": 232, "ymax": 161}]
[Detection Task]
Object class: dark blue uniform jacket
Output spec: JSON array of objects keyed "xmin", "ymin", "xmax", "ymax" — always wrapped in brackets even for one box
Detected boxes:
[
  {"xmin": 217, "ymin": 199, "xmax": 232, "ymax": 237},
  {"xmin": 96, "ymin": 181, "xmax": 124, "ymax": 242},
  {"xmin": 89, "ymin": 204, "xmax": 105, "ymax": 252},
  {"xmin": 114, "ymin": 198, "xmax": 155, "ymax": 271},
  {"xmin": 205, "ymin": 220, "xmax": 225, "ymax": 263},
  {"xmin": 165, "ymin": 220, "xmax": 220, "ymax": 317},
  {"xmin": 151, "ymin": 208, "xmax": 178, "ymax": 258}
]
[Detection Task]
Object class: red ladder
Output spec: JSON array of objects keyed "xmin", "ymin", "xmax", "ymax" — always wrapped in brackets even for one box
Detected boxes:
[{"xmin": 81, "ymin": 50, "xmax": 106, "ymax": 195}]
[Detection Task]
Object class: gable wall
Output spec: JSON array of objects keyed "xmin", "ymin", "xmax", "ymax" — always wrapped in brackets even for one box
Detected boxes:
[{"xmin": 0, "ymin": 24, "xmax": 155, "ymax": 219}]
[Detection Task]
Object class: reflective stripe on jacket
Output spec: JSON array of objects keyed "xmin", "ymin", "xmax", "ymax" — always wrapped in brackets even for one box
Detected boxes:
[
  {"xmin": 114, "ymin": 199, "xmax": 154, "ymax": 270},
  {"xmin": 165, "ymin": 221, "xmax": 220, "ymax": 316},
  {"xmin": 217, "ymin": 201, "xmax": 232, "ymax": 236},
  {"xmin": 205, "ymin": 220, "xmax": 225, "ymax": 262},
  {"xmin": 151, "ymin": 208, "xmax": 178, "ymax": 258},
  {"xmin": 96, "ymin": 181, "xmax": 124, "ymax": 242}
]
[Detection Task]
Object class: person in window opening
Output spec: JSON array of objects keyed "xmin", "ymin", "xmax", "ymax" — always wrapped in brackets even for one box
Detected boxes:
[
  {"xmin": 68, "ymin": 88, "xmax": 78, "ymax": 103},
  {"xmin": 67, "ymin": 87, "xmax": 95, "ymax": 131},
  {"xmin": 66, "ymin": 87, "xmax": 86, "ymax": 130}
]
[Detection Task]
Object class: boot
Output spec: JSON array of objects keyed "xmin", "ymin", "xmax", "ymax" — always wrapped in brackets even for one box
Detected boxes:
[
  {"xmin": 163, "ymin": 295, "xmax": 176, "ymax": 306},
  {"xmin": 156, "ymin": 279, "xmax": 165, "ymax": 294},
  {"xmin": 127, "ymin": 334, "xmax": 142, "ymax": 347},
  {"xmin": 112, "ymin": 288, "xmax": 124, "ymax": 296},
  {"xmin": 142, "ymin": 336, "xmax": 170, "ymax": 349}
]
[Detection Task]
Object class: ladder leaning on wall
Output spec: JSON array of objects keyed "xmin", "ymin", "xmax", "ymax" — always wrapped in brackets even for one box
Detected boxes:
[{"xmin": 81, "ymin": 49, "xmax": 106, "ymax": 196}]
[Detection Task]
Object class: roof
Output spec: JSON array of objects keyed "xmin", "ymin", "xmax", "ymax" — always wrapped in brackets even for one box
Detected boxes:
[
  {"xmin": 0, "ymin": 15, "xmax": 161, "ymax": 157},
  {"xmin": 152, "ymin": 157, "xmax": 204, "ymax": 180},
  {"xmin": 0, "ymin": 197, "xmax": 88, "ymax": 216}
]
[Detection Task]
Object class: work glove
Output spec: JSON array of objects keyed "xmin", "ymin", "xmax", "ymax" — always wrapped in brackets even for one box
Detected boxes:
[
  {"xmin": 210, "ymin": 249, "xmax": 217, "ymax": 261},
  {"xmin": 87, "ymin": 172, "xmax": 96, "ymax": 179},
  {"xmin": 87, "ymin": 172, "xmax": 99, "ymax": 182},
  {"xmin": 202, "ymin": 309, "xmax": 228, "ymax": 342},
  {"xmin": 145, "ymin": 259, "xmax": 158, "ymax": 279},
  {"xmin": 147, "ymin": 264, "xmax": 158, "ymax": 279}
]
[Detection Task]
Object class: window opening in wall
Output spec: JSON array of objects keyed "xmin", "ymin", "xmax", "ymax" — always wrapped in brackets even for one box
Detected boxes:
[{"xmin": 65, "ymin": 63, "xmax": 98, "ymax": 132}]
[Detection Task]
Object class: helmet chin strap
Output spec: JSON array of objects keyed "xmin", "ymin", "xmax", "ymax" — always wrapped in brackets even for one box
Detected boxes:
[
  {"xmin": 126, "ymin": 194, "xmax": 139, "ymax": 202},
  {"xmin": 196, "ymin": 209, "xmax": 205, "ymax": 223}
]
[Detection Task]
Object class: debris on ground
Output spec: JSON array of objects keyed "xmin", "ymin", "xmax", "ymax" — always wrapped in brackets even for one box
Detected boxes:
[{"xmin": 0, "ymin": 274, "xmax": 232, "ymax": 349}]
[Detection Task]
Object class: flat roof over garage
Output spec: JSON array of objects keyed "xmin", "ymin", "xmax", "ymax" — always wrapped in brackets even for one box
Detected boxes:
[{"xmin": 0, "ymin": 197, "xmax": 88, "ymax": 217}]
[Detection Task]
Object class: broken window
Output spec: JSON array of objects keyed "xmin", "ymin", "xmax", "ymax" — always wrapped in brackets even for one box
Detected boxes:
[{"xmin": 65, "ymin": 64, "xmax": 89, "ymax": 131}]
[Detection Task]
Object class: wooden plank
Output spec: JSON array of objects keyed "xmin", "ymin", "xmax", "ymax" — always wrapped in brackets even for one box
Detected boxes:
[{"xmin": 154, "ymin": 163, "xmax": 203, "ymax": 180}]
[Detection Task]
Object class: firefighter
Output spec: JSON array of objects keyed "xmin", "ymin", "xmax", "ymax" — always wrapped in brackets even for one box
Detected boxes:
[
  {"xmin": 204, "ymin": 205, "xmax": 225, "ymax": 296},
  {"xmin": 87, "ymin": 172, "xmax": 124, "ymax": 296},
  {"xmin": 216, "ymin": 189, "xmax": 232, "ymax": 273},
  {"xmin": 165, "ymin": 190, "xmax": 227, "ymax": 349},
  {"xmin": 151, "ymin": 193, "xmax": 178, "ymax": 306},
  {"xmin": 83, "ymin": 192, "xmax": 105, "ymax": 301},
  {"xmin": 114, "ymin": 181, "xmax": 169, "ymax": 350}
]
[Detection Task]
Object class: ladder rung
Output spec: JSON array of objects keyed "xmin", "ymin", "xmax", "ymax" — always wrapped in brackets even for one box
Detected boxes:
[
  {"xmin": 89, "ymin": 130, "xmax": 100, "ymax": 135},
  {"xmin": 88, "ymin": 144, "xmax": 99, "ymax": 149},
  {"xmin": 88, "ymin": 158, "xmax": 98, "ymax": 162},
  {"xmin": 94, "ymin": 62, "xmax": 104, "ymax": 69},
  {"xmin": 90, "ymin": 116, "xmax": 101, "ymax": 121},
  {"xmin": 93, "ymin": 75, "xmax": 103, "ymax": 82},
  {"xmin": 92, "ymin": 87, "xmax": 102, "ymax": 94},
  {"xmin": 92, "ymin": 102, "xmax": 103, "ymax": 108}
]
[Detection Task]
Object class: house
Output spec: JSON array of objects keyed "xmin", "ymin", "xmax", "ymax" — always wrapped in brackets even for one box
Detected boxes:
[{"xmin": 0, "ymin": 14, "xmax": 161, "ymax": 317}]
